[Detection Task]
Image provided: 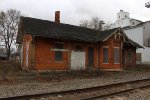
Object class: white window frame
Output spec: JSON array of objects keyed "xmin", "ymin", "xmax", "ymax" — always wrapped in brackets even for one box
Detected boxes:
[
  {"xmin": 50, "ymin": 42, "xmax": 68, "ymax": 51},
  {"xmin": 53, "ymin": 42, "xmax": 64, "ymax": 62}
]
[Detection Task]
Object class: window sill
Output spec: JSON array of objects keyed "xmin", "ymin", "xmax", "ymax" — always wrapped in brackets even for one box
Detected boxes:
[
  {"xmin": 114, "ymin": 63, "xmax": 120, "ymax": 64},
  {"xmin": 103, "ymin": 63, "xmax": 109, "ymax": 64},
  {"xmin": 54, "ymin": 61, "xmax": 64, "ymax": 63}
]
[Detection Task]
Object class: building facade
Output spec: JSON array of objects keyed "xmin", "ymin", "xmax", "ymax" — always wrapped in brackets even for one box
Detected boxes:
[
  {"xmin": 109, "ymin": 10, "xmax": 142, "ymax": 29},
  {"xmin": 108, "ymin": 10, "xmax": 150, "ymax": 64},
  {"xmin": 123, "ymin": 22, "xmax": 150, "ymax": 64},
  {"xmin": 17, "ymin": 12, "xmax": 142, "ymax": 70}
]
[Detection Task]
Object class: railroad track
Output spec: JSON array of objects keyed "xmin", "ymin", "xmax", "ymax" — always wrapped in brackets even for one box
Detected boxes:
[{"xmin": 1, "ymin": 78, "xmax": 150, "ymax": 100}]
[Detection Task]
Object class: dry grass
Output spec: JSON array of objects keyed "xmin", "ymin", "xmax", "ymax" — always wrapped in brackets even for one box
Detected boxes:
[
  {"xmin": 127, "ymin": 64, "xmax": 150, "ymax": 72},
  {"xmin": 0, "ymin": 62, "xmax": 150, "ymax": 83},
  {"xmin": 0, "ymin": 61, "xmax": 21, "ymax": 79}
]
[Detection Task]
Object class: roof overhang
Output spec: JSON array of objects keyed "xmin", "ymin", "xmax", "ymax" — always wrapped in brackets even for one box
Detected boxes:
[{"xmin": 120, "ymin": 29, "xmax": 144, "ymax": 49}]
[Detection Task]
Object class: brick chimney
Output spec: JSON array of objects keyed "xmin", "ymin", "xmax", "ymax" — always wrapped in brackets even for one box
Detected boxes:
[{"xmin": 55, "ymin": 11, "xmax": 60, "ymax": 23}]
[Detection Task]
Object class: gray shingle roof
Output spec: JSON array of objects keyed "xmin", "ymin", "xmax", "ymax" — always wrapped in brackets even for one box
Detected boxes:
[
  {"xmin": 18, "ymin": 16, "xmax": 142, "ymax": 48},
  {"xmin": 97, "ymin": 28, "xmax": 118, "ymax": 41},
  {"xmin": 128, "ymin": 39, "xmax": 143, "ymax": 48},
  {"xmin": 20, "ymin": 17, "xmax": 119, "ymax": 43},
  {"xmin": 21, "ymin": 17, "xmax": 100, "ymax": 42}
]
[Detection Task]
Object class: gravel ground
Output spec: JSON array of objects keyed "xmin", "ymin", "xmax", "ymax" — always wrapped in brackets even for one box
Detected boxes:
[
  {"xmin": 0, "ymin": 70, "xmax": 150, "ymax": 99},
  {"xmin": 103, "ymin": 87, "xmax": 150, "ymax": 100}
]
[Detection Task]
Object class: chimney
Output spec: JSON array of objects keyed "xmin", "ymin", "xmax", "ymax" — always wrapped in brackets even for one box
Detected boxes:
[
  {"xmin": 120, "ymin": 10, "xmax": 123, "ymax": 12},
  {"xmin": 55, "ymin": 11, "xmax": 60, "ymax": 23}
]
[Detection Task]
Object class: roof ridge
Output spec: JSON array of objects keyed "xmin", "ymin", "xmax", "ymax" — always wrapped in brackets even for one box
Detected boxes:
[{"xmin": 21, "ymin": 16, "xmax": 100, "ymax": 32}]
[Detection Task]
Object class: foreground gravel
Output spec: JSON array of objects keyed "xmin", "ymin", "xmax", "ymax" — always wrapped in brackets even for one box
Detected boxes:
[
  {"xmin": 0, "ymin": 71, "xmax": 150, "ymax": 98},
  {"xmin": 103, "ymin": 87, "xmax": 150, "ymax": 100}
]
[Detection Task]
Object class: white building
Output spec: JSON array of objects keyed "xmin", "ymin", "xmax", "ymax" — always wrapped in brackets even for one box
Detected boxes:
[
  {"xmin": 109, "ymin": 10, "xmax": 142, "ymax": 29},
  {"xmin": 108, "ymin": 10, "xmax": 150, "ymax": 64}
]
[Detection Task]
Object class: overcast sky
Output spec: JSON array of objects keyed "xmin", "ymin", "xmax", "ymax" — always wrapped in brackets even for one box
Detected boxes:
[{"xmin": 0, "ymin": 0, "xmax": 150, "ymax": 25}]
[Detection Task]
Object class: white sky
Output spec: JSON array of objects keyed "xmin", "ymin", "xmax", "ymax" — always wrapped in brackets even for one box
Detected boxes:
[{"xmin": 0, "ymin": 0, "xmax": 150, "ymax": 25}]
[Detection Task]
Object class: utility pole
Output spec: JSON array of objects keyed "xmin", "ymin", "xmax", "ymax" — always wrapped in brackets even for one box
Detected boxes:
[{"xmin": 145, "ymin": 1, "xmax": 150, "ymax": 8}]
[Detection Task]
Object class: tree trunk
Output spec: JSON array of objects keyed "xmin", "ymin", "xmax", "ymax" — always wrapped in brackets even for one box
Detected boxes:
[{"xmin": 6, "ymin": 48, "xmax": 11, "ymax": 61}]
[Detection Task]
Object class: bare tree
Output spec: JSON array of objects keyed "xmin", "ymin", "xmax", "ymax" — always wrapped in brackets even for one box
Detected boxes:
[
  {"xmin": 80, "ymin": 17, "xmax": 105, "ymax": 31},
  {"xmin": 80, "ymin": 20, "xmax": 90, "ymax": 28},
  {"xmin": 0, "ymin": 9, "xmax": 21, "ymax": 60}
]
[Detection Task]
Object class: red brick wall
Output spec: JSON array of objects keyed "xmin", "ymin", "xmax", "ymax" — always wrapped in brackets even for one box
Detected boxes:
[
  {"xmin": 99, "ymin": 35, "xmax": 122, "ymax": 69},
  {"xmin": 34, "ymin": 37, "xmax": 98, "ymax": 70},
  {"xmin": 35, "ymin": 37, "xmax": 69, "ymax": 70},
  {"xmin": 22, "ymin": 34, "xmax": 136, "ymax": 70}
]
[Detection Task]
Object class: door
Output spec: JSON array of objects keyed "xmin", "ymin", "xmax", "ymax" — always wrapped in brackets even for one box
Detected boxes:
[
  {"xmin": 71, "ymin": 51, "xmax": 85, "ymax": 70},
  {"xmin": 122, "ymin": 50, "xmax": 133, "ymax": 69},
  {"xmin": 88, "ymin": 47, "xmax": 94, "ymax": 69}
]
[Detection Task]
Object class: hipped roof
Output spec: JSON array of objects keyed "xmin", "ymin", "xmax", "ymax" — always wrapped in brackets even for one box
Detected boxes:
[{"xmin": 18, "ymin": 16, "xmax": 143, "ymax": 48}]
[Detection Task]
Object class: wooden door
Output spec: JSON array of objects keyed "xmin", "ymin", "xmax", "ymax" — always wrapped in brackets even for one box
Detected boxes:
[{"xmin": 88, "ymin": 47, "xmax": 94, "ymax": 69}]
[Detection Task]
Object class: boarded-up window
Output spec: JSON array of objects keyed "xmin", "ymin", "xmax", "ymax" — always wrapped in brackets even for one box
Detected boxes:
[
  {"xmin": 114, "ymin": 47, "xmax": 120, "ymax": 63},
  {"xmin": 103, "ymin": 47, "xmax": 109, "ymax": 63},
  {"xmin": 55, "ymin": 43, "xmax": 63, "ymax": 61}
]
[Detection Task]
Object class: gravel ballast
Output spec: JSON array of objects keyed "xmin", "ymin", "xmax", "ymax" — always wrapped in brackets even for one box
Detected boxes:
[{"xmin": 0, "ymin": 70, "xmax": 150, "ymax": 98}]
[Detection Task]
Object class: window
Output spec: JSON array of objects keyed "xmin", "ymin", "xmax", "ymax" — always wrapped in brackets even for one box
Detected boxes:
[
  {"xmin": 54, "ymin": 43, "xmax": 63, "ymax": 61},
  {"xmin": 75, "ymin": 45, "xmax": 83, "ymax": 51},
  {"xmin": 132, "ymin": 22, "xmax": 135, "ymax": 25},
  {"xmin": 144, "ymin": 39, "xmax": 150, "ymax": 47},
  {"xmin": 103, "ymin": 47, "xmax": 109, "ymax": 63},
  {"xmin": 114, "ymin": 47, "xmax": 120, "ymax": 63},
  {"xmin": 55, "ymin": 51, "xmax": 63, "ymax": 61}
]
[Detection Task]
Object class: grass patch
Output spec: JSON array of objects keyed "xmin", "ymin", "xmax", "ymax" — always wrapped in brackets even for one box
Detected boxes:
[{"xmin": 127, "ymin": 64, "xmax": 150, "ymax": 72}]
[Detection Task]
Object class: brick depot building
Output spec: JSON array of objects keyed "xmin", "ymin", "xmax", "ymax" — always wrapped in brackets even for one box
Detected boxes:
[{"xmin": 17, "ymin": 11, "xmax": 142, "ymax": 71}]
